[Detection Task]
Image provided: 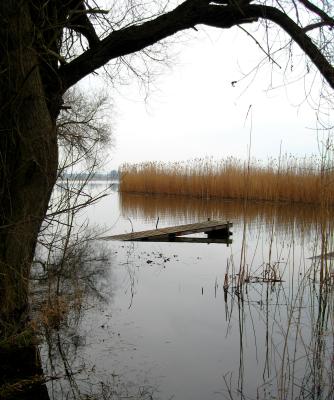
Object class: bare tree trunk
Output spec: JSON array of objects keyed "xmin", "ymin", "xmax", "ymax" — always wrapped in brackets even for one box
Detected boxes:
[
  {"xmin": 0, "ymin": 2, "xmax": 58, "ymax": 331},
  {"xmin": 0, "ymin": 3, "xmax": 57, "ymax": 398},
  {"xmin": 0, "ymin": 344, "xmax": 50, "ymax": 400}
]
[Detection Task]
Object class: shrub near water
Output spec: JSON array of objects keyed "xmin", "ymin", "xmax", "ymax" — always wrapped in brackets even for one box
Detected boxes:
[{"xmin": 119, "ymin": 156, "xmax": 334, "ymax": 205}]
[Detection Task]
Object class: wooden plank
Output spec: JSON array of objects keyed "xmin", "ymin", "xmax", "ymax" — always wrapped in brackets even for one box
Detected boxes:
[
  {"xmin": 100, "ymin": 220, "xmax": 232, "ymax": 241},
  {"xmin": 144, "ymin": 237, "xmax": 233, "ymax": 244}
]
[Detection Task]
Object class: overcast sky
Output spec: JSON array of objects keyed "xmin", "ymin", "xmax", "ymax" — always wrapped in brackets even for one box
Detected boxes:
[{"xmin": 84, "ymin": 25, "xmax": 331, "ymax": 170}]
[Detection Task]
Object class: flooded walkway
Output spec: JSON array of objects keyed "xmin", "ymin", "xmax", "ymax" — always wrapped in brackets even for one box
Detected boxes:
[{"xmin": 101, "ymin": 219, "xmax": 232, "ymax": 242}]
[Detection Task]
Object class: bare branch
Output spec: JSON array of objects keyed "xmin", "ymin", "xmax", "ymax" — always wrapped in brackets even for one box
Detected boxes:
[
  {"xmin": 59, "ymin": 1, "xmax": 258, "ymax": 90},
  {"xmin": 297, "ymin": 0, "xmax": 334, "ymax": 25},
  {"xmin": 303, "ymin": 21, "xmax": 334, "ymax": 32},
  {"xmin": 59, "ymin": 1, "xmax": 334, "ymax": 93},
  {"xmin": 248, "ymin": 4, "xmax": 334, "ymax": 89}
]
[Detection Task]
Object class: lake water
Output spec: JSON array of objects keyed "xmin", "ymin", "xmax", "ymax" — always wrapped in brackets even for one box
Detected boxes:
[{"xmin": 40, "ymin": 184, "xmax": 334, "ymax": 400}]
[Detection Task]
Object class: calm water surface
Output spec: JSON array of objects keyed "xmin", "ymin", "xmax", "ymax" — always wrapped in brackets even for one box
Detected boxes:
[{"xmin": 41, "ymin": 185, "xmax": 334, "ymax": 400}]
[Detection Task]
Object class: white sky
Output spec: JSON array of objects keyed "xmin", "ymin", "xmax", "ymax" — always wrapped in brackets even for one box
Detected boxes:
[{"xmin": 84, "ymin": 25, "xmax": 331, "ymax": 170}]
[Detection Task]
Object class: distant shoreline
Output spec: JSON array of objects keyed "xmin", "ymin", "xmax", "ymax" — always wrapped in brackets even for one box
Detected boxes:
[{"xmin": 59, "ymin": 171, "xmax": 119, "ymax": 181}]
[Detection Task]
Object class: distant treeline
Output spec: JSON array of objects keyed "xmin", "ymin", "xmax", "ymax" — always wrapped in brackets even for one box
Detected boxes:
[
  {"xmin": 119, "ymin": 157, "xmax": 334, "ymax": 206},
  {"xmin": 61, "ymin": 170, "xmax": 119, "ymax": 181}
]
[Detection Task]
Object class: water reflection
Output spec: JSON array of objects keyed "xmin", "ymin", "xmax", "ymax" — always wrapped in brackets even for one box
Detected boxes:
[
  {"xmin": 120, "ymin": 192, "xmax": 334, "ymax": 234},
  {"xmin": 32, "ymin": 233, "xmax": 117, "ymax": 399},
  {"xmin": 23, "ymin": 190, "xmax": 334, "ymax": 399},
  {"xmin": 33, "ymin": 227, "xmax": 159, "ymax": 400},
  {"xmin": 220, "ymin": 264, "xmax": 334, "ymax": 399},
  {"xmin": 117, "ymin": 192, "xmax": 334, "ymax": 399}
]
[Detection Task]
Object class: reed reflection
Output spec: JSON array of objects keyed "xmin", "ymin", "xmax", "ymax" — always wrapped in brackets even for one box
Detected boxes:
[
  {"xmin": 120, "ymin": 192, "xmax": 334, "ymax": 399},
  {"xmin": 120, "ymin": 193, "xmax": 334, "ymax": 235},
  {"xmin": 220, "ymin": 255, "xmax": 334, "ymax": 399}
]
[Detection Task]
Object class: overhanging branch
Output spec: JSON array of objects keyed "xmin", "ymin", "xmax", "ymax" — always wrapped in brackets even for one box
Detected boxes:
[
  {"xmin": 246, "ymin": 5, "xmax": 334, "ymax": 89},
  {"xmin": 59, "ymin": 1, "xmax": 334, "ymax": 92},
  {"xmin": 59, "ymin": 1, "xmax": 257, "ymax": 91}
]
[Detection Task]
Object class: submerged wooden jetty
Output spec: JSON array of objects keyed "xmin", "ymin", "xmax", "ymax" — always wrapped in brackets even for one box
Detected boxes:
[{"xmin": 101, "ymin": 220, "xmax": 233, "ymax": 244}]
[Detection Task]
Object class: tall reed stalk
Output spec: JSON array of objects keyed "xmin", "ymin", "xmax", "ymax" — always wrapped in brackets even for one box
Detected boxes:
[{"xmin": 119, "ymin": 156, "xmax": 333, "ymax": 205}]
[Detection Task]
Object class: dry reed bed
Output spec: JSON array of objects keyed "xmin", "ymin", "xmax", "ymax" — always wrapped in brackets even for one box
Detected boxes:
[{"xmin": 119, "ymin": 157, "xmax": 334, "ymax": 205}]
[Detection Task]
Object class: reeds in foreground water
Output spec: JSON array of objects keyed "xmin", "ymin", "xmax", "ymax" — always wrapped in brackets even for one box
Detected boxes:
[{"xmin": 119, "ymin": 156, "xmax": 334, "ymax": 205}]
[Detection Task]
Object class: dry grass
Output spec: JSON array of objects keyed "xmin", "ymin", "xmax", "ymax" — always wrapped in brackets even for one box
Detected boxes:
[
  {"xmin": 37, "ymin": 295, "xmax": 71, "ymax": 330},
  {"xmin": 119, "ymin": 156, "xmax": 334, "ymax": 205}
]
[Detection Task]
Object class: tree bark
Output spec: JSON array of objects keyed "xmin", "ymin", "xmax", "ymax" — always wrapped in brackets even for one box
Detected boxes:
[
  {"xmin": 0, "ymin": 344, "xmax": 50, "ymax": 400},
  {"xmin": 0, "ymin": 2, "xmax": 58, "ymax": 331}
]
